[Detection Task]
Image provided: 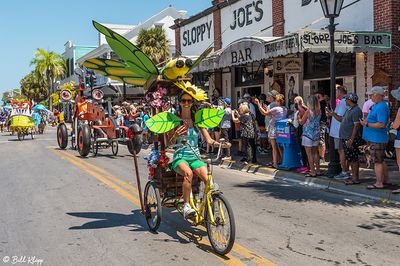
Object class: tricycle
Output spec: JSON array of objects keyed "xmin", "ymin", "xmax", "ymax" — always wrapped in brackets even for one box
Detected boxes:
[
  {"xmin": 83, "ymin": 21, "xmax": 235, "ymax": 255},
  {"xmin": 56, "ymin": 84, "xmax": 142, "ymax": 157}
]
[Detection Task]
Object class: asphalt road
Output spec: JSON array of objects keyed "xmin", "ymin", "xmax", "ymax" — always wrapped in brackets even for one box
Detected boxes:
[{"xmin": 0, "ymin": 126, "xmax": 399, "ymax": 266}]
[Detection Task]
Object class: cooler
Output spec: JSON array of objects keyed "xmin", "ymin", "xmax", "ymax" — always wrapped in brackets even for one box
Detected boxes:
[{"xmin": 276, "ymin": 119, "xmax": 302, "ymax": 169}]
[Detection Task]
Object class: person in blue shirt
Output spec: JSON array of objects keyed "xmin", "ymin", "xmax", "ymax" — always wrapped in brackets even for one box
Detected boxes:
[{"xmin": 360, "ymin": 86, "xmax": 389, "ymax": 189}]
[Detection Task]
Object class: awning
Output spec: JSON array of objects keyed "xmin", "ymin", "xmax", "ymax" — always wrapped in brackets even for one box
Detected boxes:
[
  {"xmin": 218, "ymin": 37, "xmax": 277, "ymax": 69},
  {"xmin": 190, "ymin": 30, "xmax": 392, "ymax": 73},
  {"xmin": 265, "ymin": 34, "xmax": 300, "ymax": 58}
]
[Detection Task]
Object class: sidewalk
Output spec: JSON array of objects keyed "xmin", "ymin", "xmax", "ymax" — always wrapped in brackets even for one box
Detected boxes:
[{"xmin": 216, "ymin": 141, "xmax": 400, "ymax": 203}]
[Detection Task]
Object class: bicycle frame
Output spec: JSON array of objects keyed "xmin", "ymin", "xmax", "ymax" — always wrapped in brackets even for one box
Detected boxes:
[{"xmin": 170, "ymin": 140, "xmax": 227, "ymax": 225}]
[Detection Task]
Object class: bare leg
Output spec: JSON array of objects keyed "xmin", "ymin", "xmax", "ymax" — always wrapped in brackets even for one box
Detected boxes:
[
  {"xmin": 192, "ymin": 166, "xmax": 208, "ymax": 184},
  {"xmin": 175, "ymin": 162, "xmax": 193, "ymax": 203},
  {"xmin": 305, "ymin": 147, "xmax": 315, "ymax": 175},
  {"xmin": 383, "ymin": 162, "xmax": 389, "ymax": 183},
  {"xmin": 313, "ymin": 146, "xmax": 320, "ymax": 173},
  {"xmin": 350, "ymin": 161, "xmax": 360, "ymax": 181},
  {"xmin": 319, "ymin": 144, "xmax": 326, "ymax": 161},
  {"xmin": 338, "ymin": 149, "xmax": 348, "ymax": 172},
  {"xmin": 374, "ymin": 163, "xmax": 384, "ymax": 187},
  {"xmin": 270, "ymin": 139, "xmax": 279, "ymax": 167},
  {"xmin": 396, "ymin": 148, "xmax": 400, "ymax": 172}
]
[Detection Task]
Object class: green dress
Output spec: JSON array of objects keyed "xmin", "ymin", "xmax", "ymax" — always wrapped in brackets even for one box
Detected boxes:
[{"xmin": 172, "ymin": 127, "xmax": 206, "ymax": 172}]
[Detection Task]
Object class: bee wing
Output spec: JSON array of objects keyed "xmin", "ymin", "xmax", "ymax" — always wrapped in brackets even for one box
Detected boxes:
[
  {"xmin": 83, "ymin": 58, "xmax": 147, "ymax": 86},
  {"xmin": 92, "ymin": 20, "xmax": 159, "ymax": 80}
]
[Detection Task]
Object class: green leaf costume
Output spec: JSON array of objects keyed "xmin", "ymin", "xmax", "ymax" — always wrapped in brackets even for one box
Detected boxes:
[{"xmin": 194, "ymin": 109, "xmax": 225, "ymax": 128}]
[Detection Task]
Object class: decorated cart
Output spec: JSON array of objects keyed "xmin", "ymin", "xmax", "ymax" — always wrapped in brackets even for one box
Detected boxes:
[
  {"xmin": 56, "ymin": 81, "xmax": 142, "ymax": 157},
  {"xmin": 83, "ymin": 21, "xmax": 235, "ymax": 255},
  {"xmin": 9, "ymin": 99, "xmax": 35, "ymax": 141}
]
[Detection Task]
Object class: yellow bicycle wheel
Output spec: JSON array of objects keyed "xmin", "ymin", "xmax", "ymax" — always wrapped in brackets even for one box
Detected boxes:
[{"xmin": 206, "ymin": 193, "xmax": 235, "ymax": 255}]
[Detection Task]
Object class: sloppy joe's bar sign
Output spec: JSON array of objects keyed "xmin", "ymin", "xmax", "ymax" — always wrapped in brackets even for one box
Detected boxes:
[
  {"xmin": 180, "ymin": 14, "xmax": 214, "ymax": 55},
  {"xmin": 221, "ymin": 0, "xmax": 272, "ymax": 49},
  {"xmin": 299, "ymin": 30, "xmax": 392, "ymax": 53}
]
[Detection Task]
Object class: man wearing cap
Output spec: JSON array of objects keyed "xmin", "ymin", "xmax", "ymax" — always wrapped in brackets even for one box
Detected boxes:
[
  {"xmin": 360, "ymin": 86, "xmax": 390, "ymax": 189},
  {"xmin": 330, "ymin": 93, "xmax": 363, "ymax": 184}
]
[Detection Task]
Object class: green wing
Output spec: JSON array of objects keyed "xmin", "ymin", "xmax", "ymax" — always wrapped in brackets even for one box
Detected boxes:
[
  {"xmin": 83, "ymin": 58, "xmax": 148, "ymax": 85},
  {"xmin": 145, "ymin": 112, "xmax": 181, "ymax": 133},
  {"xmin": 194, "ymin": 108, "xmax": 225, "ymax": 128},
  {"xmin": 189, "ymin": 46, "xmax": 213, "ymax": 72},
  {"xmin": 92, "ymin": 20, "xmax": 159, "ymax": 80}
]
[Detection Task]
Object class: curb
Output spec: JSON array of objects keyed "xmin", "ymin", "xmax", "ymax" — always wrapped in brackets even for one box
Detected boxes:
[{"xmin": 219, "ymin": 160, "xmax": 400, "ymax": 204}]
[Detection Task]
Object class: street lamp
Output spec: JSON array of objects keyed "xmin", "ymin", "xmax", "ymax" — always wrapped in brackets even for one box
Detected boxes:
[{"xmin": 319, "ymin": 0, "xmax": 344, "ymax": 177}]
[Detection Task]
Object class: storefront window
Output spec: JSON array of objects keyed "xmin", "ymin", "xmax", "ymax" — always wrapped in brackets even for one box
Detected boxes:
[
  {"xmin": 234, "ymin": 61, "xmax": 264, "ymax": 87},
  {"xmin": 304, "ymin": 52, "xmax": 356, "ymax": 80}
]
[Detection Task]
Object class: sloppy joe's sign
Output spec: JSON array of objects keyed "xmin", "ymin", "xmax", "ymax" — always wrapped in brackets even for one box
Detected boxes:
[
  {"xmin": 299, "ymin": 30, "xmax": 392, "ymax": 53},
  {"xmin": 180, "ymin": 14, "xmax": 214, "ymax": 55},
  {"xmin": 221, "ymin": 0, "xmax": 272, "ymax": 49}
]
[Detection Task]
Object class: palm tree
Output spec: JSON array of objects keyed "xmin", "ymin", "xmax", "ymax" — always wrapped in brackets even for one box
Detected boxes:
[
  {"xmin": 136, "ymin": 27, "xmax": 170, "ymax": 65},
  {"xmin": 30, "ymin": 48, "xmax": 66, "ymax": 108},
  {"xmin": 20, "ymin": 71, "xmax": 48, "ymax": 102}
]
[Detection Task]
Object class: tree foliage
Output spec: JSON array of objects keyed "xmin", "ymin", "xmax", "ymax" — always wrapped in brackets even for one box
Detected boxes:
[
  {"xmin": 20, "ymin": 71, "xmax": 48, "ymax": 102},
  {"xmin": 30, "ymin": 49, "xmax": 66, "ymax": 105},
  {"xmin": 136, "ymin": 27, "xmax": 170, "ymax": 65}
]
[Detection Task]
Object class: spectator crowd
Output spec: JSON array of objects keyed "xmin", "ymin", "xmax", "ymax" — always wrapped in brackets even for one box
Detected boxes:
[{"xmin": 109, "ymin": 85, "xmax": 400, "ymax": 195}]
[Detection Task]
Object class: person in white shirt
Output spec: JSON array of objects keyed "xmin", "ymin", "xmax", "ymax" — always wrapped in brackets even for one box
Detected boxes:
[
  {"xmin": 327, "ymin": 85, "xmax": 349, "ymax": 179},
  {"xmin": 362, "ymin": 92, "xmax": 376, "ymax": 120}
]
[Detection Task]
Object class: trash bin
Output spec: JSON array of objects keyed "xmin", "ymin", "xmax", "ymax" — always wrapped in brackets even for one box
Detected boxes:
[{"xmin": 276, "ymin": 119, "xmax": 302, "ymax": 170}]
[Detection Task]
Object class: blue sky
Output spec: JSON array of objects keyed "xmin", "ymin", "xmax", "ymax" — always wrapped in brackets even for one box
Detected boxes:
[{"xmin": 0, "ymin": 0, "xmax": 211, "ymax": 94}]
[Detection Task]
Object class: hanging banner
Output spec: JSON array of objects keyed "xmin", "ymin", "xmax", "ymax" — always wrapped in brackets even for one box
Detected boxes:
[
  {"xmin": 265, "ymin": 35, "xmax": 300, "ymax": 58},
  {"xmin": 299, "ymin": 30, "xmax": 392, "ymax": 53}
]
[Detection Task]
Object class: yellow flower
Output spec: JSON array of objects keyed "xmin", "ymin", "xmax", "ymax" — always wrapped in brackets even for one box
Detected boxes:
[{"xmin": 174, "ymin": 81, "xmax": 208, "ymax": 101}]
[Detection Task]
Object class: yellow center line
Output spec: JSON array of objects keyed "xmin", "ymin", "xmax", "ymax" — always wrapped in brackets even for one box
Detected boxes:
[
  {"xmin": 57, "ymin": 150, "xmax": 140, "ymax": 196},
  {"xmin": 52, "ymin": 149, "xmax": 276, "ymax": 266}
]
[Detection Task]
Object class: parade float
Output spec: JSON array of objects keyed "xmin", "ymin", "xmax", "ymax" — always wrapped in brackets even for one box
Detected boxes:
[
  {"xmin": 82, "ymin": 21, "xmax": 235, "ymax": 255},
  {"xmin": 9, "ymin": 98, "xmax": 35, "ymax": 141}
]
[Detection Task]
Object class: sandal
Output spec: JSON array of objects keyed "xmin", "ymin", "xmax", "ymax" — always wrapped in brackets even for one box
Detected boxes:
[
  {"xmin": 366, "ymin": 184, "xmax": 385, "ymax": 190},
  {"xmin": 345, "ymin": 179, "xmax": 361, "ymax": 185},
  {"xmin": 266, "ymin": 162, "xmax": 275, "ymax": 167},
  {"xmin": 305, "ymin": 173, "xmax": 317, "ymax": 177},
  {"xmin": 316, "ymin": 171, "xmax": 326, "ymax": 177},
  {"xmin": 392, "ymin": 189, "xmax": 400, "ymax": 194}
]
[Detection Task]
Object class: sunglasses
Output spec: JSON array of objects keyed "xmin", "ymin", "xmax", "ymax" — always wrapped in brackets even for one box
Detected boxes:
[{"xmin": 181, "ymin": 99, "xmax": 193, "ymax": 103}]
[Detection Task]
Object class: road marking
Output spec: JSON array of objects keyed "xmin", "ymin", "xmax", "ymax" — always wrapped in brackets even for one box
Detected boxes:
[
  {"xmin": 58, "ymin": 150, "xmax": 140, "ymax": 197},
  {"xmin": 52, "ymin": 149, "xmax": 277, "ymax": 266}
]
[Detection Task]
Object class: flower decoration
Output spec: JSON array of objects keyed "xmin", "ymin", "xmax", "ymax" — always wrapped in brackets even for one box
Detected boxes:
[
  {"xmin": 174, "ymin": 81, "xmax": 208, "ymax": 102},
  {"xmin": 145, "ymin": 86, "xmax": 168, "ymax": 108},
  {"xmin": 144, "ymin": 148, "xmax": 170, "ymax": 180}
]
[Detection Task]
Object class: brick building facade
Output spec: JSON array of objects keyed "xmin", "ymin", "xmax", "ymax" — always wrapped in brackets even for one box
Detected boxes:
[{"xmin": 172, "ymin": 0, "xmax": 397, "ymax": 108}]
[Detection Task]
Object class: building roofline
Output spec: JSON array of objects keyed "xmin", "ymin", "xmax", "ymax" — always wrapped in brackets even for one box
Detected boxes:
[{"xmin": 170, "ymin": 0, "xmax": 241, "ymax": 29}]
